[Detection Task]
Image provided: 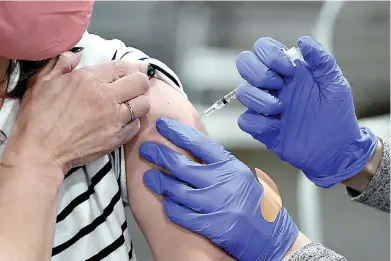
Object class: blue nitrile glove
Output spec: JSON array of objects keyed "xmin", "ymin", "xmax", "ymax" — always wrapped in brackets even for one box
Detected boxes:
[
  {"xmin": 140, "ymin": 117, "xmax": 298, "ymax": 261},
  {"xmin": 235, "ymin": 36, "xmax": 378, "ymax": 188}
]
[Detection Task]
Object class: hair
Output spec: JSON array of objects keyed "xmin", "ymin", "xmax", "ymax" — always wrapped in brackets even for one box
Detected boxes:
[
  {"xmin": 2, "ymin": 59, "xmax": 51, "ymax": 99},
  {"xmin": 0, "ymin": 59, "xmax": 51, "ymax": 144}
]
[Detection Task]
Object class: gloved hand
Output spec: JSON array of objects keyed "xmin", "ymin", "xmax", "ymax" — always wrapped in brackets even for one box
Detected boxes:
[
  {"xmin": 140, "ymin": 117, "xmax": 298, "ymax": 261},
  {"xmin": 235, "ymin": 36, "xmax": 378, "ymax": 188}
]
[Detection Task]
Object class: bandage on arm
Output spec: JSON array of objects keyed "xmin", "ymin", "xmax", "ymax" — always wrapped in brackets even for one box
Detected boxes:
[
  {"xmin": 124, "ymin": 78, "xmax": 234, "ymax": 261},
  {"xmin": 255, "ymin": 169, "xmax": 312, "ymax": 261}
]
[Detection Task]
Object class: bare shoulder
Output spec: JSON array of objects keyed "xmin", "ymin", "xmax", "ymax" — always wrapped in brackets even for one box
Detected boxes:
[
  {"xmin": 136, "ymin": 78, "xmax": 206, "ymax": 141},
  {"xmin": 125, "ymin": 78, "xmax": 207, "ymax": 170}
]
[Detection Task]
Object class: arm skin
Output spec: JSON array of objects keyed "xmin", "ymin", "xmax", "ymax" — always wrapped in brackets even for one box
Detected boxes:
[
  {"xmin": 0, "ymin": 139, "xmax": 63, "ymax": 261},
  {"xmin": 124, "ymin": 78, "xmax": 235, "ymax": 261}
]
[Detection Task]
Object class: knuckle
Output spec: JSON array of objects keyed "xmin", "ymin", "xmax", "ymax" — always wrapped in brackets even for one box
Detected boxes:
[
  {"xmin": 108, "ymin": 124, "xmax": 121, "ymax": 136},
  {"xmin": 112, "ymin": 59, "xmax": 128, "ymax": 79}
]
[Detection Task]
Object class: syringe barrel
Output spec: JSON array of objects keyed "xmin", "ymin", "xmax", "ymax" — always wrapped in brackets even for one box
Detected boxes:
[
  {"xmin": 222, "ymin": 89, "xmax": 237, "ymax": 104},
  {"xmin": 285, "ymin": 47, "xmax": 305, "ymax": 65}
]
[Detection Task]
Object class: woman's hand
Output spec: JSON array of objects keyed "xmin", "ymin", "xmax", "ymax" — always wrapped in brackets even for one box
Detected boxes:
[
  {"xmin": 140, "ymin": 117, "xmax": 299, "ymax": 261},
  {"xmin": 3, "ymin": 51, "xmax": 151, "ymax": 177}
]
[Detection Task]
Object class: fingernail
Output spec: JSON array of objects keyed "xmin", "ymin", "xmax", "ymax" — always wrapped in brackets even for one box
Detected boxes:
[
  {"xmin": 69, "ymin": 47, "xmax": 84, "ymax": 53},
  {"xmin": 147, "ymin": 64, "xmax": 156, "ymax": 78}
]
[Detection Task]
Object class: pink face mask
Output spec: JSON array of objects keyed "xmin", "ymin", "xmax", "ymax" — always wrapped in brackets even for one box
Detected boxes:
[{"xmin": 0, "ymin": 1, "xmax": 93, "ymax": 61}]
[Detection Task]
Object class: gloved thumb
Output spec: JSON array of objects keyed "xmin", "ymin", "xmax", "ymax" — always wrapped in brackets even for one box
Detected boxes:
[
  {"xmin": 298, "ymin": 36, "xmax": 342, "ymax": 85},
  {"xmin": 34, "ymin": 50, "xmax": 82, "ymax": 84}
]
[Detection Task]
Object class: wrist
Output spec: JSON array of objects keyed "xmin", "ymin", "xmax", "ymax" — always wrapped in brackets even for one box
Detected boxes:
[
  {"xmin": 282, "ymin": 232, "xmax": 312, "ymax": 261},
  {"xmin": 342, "ymin": 139, "xmax": 382, "ymax": 192},
  {"xmin": 0, "ymin": 158, "xmax": 63, "ymax": 197},
  {"xmin": 2, "ymin": 137, "xmax": 65, "ymax": 186}
]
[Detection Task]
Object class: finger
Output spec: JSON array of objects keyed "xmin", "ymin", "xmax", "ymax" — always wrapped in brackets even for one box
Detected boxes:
[
  {"xmin": 141, "ymin": 144, "xmax": 220, "ymax": 188},
  {"xmin": 35, "ymin": 58, "xmax": 57, "ymax": 78},
  {"xmin": 119, "ymin": 95, "xmax": 151, "ymax": 125},
  {"xmin": 36, "ymin": 51, "xmax": 82, "ymax": 82},
  {"xmin": 139, "ymin": 142, "xmax": 209, "ymax": 185},
  {"xmin": 253, "ymin": 37, "xmax": 295, "ymax": 77},
  {"xmin": 155, "ymin": 117, "xmax": 233, "ymax": 164},
  {"xmin": 118, "ymin": 118, "xmax": 141, "ymax": 144},
  {"xmin": 235, "ymin": 83, "xmax": 283, "ymax": 116},
  {"xmin": 236, "ymin": 51, "xmax": 283, "ymax": 90},
  {"xmin": 140, "ymin": 142, "xmax": 197, "ymax": 172},
  {"xmin": 237, "ymin": 110, "xmax": 280, "ymax": 149},
  {"xmin": 112, "ymin": 72, "xmax": 150, "ymax": 103},
  {"xmin": 144, "ymin": 170, "xmax": 209, "ymax": 213},
  {"xmin": 85, "ymin": 60, "xmax": 148, "ymax": 83},
  {"xmin": 297, "ymin": 36, "xmax": 341, "ymax": 85}
]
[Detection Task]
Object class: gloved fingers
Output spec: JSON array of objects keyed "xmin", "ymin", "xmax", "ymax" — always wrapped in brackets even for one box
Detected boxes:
[
  {"xmin": 236, "ymin": 51, "xmax": 283, "ymax": 90},
  {"xmin": 140, "ymin": 142, "xmax": 199, "ymax": 175},
  {"xmin": 297, "ymin": 36, "xmax": 341, "ymax": 84},
  {"xmin": 144, "ymin": 169, "xmax": 210, "ymax": 212},
  {"xmin": 253, "ymin": 37, "xmax": 295, "ymax": 77},
  {"xmin": 238, "ymin": 111, "xmax": 280, "ymax": 148},
  {"xmin": 236, "ymin": 83, "xmax": 283, "ymax": 116},
  {"xmin": 140, "ymin": 142, "xmax": 216, "ymax": 188},
  {"xmin": 155, "ymin": 117, "xmax": 233, "ymax": 164}
]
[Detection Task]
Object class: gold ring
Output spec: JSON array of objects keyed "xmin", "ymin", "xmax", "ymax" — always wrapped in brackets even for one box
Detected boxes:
[{"xmin": 125, "ymin": 101, "xmax": 136, "ymax": 123}]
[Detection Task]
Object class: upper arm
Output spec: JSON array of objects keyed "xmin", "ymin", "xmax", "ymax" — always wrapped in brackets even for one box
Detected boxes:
[{"xmin": 124, "ymin": 79, "xmax": 234, "ymax": 261}]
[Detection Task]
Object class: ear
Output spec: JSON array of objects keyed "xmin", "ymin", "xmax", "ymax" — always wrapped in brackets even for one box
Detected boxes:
[{"xmin": 255, "ymin": 168, "xmax": 282, "ymax": 222}]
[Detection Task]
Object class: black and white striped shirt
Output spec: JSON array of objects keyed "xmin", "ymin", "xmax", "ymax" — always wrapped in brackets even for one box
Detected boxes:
[{"xmin": 0, "ymin": 32, "xmax": 185, "ymax": 261}]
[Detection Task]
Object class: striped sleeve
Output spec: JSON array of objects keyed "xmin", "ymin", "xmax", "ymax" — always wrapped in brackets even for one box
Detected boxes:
[{"xmin": 112, "ymin": 47, "xmax": 187, "ymax": 98}]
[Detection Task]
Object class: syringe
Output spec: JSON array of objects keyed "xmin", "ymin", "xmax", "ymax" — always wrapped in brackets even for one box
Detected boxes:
[
  {"xmin": 202, "ymin": 47, "xmax": 304, "ymax": 118},
  {"xmin": 202, "ymin": 88, "xmax": 237, "ymax": 117}
]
